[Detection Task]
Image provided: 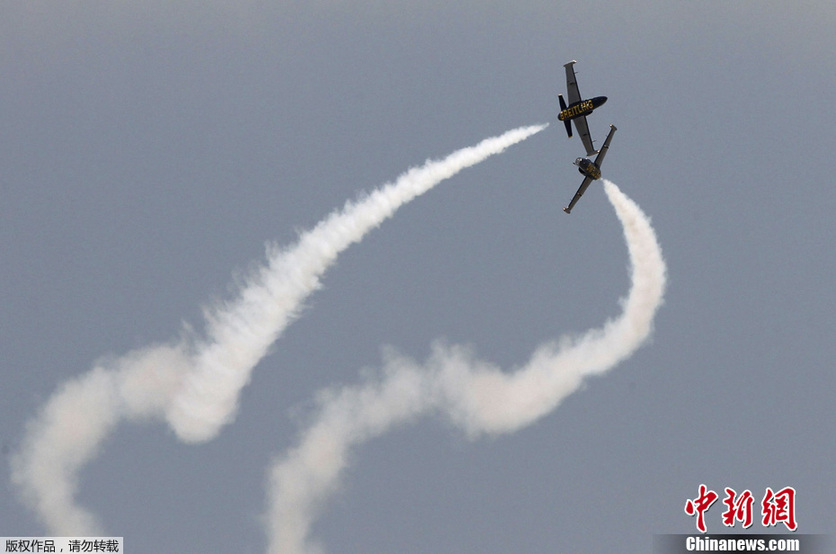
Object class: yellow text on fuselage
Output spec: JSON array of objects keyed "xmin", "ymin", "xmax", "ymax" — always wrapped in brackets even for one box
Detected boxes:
[{"xmin": 558, "ymin": 99, "xmax": 594, "ymax": 121}]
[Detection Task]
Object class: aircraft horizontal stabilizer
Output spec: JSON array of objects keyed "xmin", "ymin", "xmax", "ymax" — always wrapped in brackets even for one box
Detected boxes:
[{"xmin": 558, "ymin": 95, "xmax": 573, "ymax": 137}]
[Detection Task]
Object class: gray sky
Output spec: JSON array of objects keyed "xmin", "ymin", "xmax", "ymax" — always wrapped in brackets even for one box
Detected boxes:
[{"xmin": 2, "ymin": 1, "xmax": 835, "ymax": 552}]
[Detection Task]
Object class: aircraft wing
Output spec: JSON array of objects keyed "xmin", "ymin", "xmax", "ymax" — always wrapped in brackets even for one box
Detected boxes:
[
  {"xmin": 573, "ymin": 115, "xmax": 597, "ymax": 157},
  {"xmin": 564, "ymin": 60, "xmax": 581, "ymax": 104},
  {"xmin": 593, "ymin": 124, "xmax": 617, "ymax": 168},
  {"xmin": 563, "ymin": 176, "xmax": 593, "ymax": 214}
]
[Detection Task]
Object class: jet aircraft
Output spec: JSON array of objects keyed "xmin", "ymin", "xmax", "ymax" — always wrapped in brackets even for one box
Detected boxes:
[
  {"xmin": 557, "ymin": 60, "xmax": 608, "ymax": 156},
  {"xmin": 563, "ymin": 124, "xmax": 617, "ymax": 214}
]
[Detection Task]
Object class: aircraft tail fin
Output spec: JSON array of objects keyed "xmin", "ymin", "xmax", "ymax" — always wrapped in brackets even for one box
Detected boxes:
[{"xmin": 558, "ymin": 94, "xmax": 573, "ymax": 137}]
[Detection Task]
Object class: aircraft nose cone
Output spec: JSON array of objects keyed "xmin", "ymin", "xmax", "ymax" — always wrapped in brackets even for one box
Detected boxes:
[{"xmin": 593, "ymin": 96, "xmax": 608, "ymax": 108}]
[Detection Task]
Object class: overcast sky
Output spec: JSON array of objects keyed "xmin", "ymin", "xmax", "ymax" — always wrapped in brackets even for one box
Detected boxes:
[{"xmin": 3, "ymin": 2, "xmax": 835, "ymax": 552}]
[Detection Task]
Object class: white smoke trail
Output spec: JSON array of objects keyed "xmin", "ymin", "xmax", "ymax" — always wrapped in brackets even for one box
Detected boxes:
[
  {"xmin": 9, "ymin": 345, "xmax": 191, "ymax": 535},
  {"xmin": 265, "ymin": 180, "xmax": 666, "ymax": 554},
  {"xmin": 10, "ymin": 124, "xmax": 546, "ymax": 536},
  {"xmin": 166, "ymin": 123, "xmax": 548, "ymax": 443}
]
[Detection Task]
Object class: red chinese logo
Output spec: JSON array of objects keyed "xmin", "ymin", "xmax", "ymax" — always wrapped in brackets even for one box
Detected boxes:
[
  {"xmin": 722, "ymin": 487, "xmax": 755, "ymax": 529},
  {"xmin": 684, "ymin": 484, "xmax": 718, "ymax": 533},
  {"xmin": 685, "ymin": 485, "xmax": 797, "ymax": 533},
  {"xmin": 762, "ymin": 486, "xmax": 797, "ymax": 531}
]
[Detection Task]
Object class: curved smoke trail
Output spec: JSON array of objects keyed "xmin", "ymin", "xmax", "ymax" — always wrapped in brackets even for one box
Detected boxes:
[
  {"xmin": 10, "ymin": 124, "xmax": 546, "ymax": 536},
  {"xmin": 265, "ymin": 180, "xmax": 666, "ymax": 554},
  {"xmin": 166, "ymin": 123, "xmax": 547, "ymax": 444}
]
